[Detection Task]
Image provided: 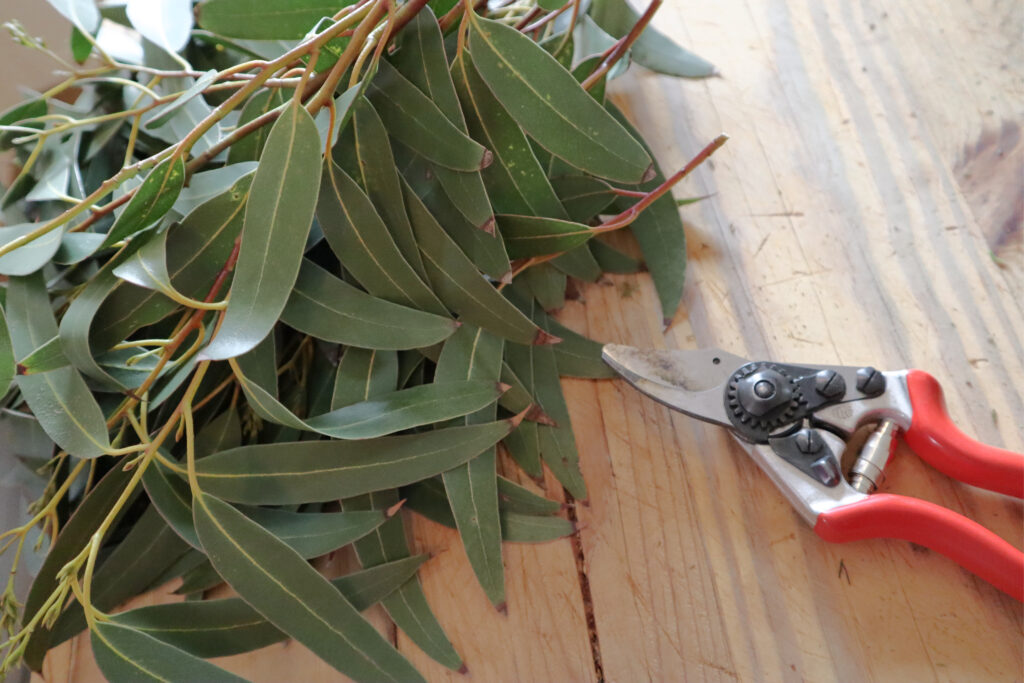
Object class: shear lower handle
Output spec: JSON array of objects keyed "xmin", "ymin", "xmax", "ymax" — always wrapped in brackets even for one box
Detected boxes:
[
  {"xmin": 905, "ymin": 370, "xmax": 1024, "ymax": 498},
  {"xmin": 814, "ymin": 494, "xmax": 1024, "ymax": 601}
]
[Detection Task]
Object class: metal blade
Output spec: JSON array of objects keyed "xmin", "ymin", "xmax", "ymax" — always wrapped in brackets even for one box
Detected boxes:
[{"xmin": 601, "ymin": 345, "xmax": 747, "ymax": 426}]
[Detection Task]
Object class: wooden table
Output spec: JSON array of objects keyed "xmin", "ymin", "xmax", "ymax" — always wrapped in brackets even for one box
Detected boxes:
[{"xmin": 40, "ymin": 0, "xmax": 1023, "ymax": 681}]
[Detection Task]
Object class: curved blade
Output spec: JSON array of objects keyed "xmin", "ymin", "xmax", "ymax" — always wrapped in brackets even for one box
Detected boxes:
[{"xmin": 601, "ymin": 345, "xmax": 747, "ymax": 426}]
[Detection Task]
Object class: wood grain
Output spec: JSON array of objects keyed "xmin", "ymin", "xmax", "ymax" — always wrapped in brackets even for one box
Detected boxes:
[{"xmin": 31, "ymin": 0, "xmax": 1023, "ymax": 681}]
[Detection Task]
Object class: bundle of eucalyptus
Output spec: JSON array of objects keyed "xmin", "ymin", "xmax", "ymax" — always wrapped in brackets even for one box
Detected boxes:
[{"xmin": 0, "ymin": 0, "xmax": 725, "ymax": 680}]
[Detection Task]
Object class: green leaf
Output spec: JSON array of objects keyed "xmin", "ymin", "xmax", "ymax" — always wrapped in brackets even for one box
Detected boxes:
[
  {"xmin": 590, "ymin": 237, "xmax": 642, "ymax": 273},
  {"xmin": 467, "ymin": 15, "xmax": 651, "ymax": 183},
  {"xmin": 109, "ymin": 557, "xmax": 429, "ymax": 658},
  {"xmin": 402, "ymin": 478, "xmax": 574, "ymax": 542},
  {"xmin": 589, "ymin": 0, "xmax": 716, "ymax": 78},
  {"xmin": 435, "ymin": 324, "xmax": 505, "ymax": 607},
  {"xmin": 198, "ymin": 0, "xmax": 348, "ymax": 39},
  {"xmin": 22, "ymin": 465, "xmax": 134, "ymax": 671},
  {"xmin": 0, "ymin": 99, "xmax": 47, "ymax": 151},
  {"xmin": 344, "ymin": 490, "xmax": 463, "ymax": 671},
  {"xmin": 92, "ymin": 174, "xmax": 250, "ymax": 352},
  {"xmin": 44, "ymin": 0, "xmax": 101, "ymax": 32},
  {"xmin": 194, "ymin": 492, "xmax": 425, "ymax": 682},
  {"xmin": 520, "ymin": 264, "xmax": 566, "ymax": 312},
  {"xmin": 552, "ymin": 174, "xmax": 618, "ymax": 222},
  {"xmin": 502, "ymin": 419, "xmax": 543, "ymax": 477},
  {"xmin": 228, "ymin": 89, "xmax": 286, "ymax": 163},
  {"xmin": 144, "ymin": 461, "xmax": 203, "ymax": 547},
  {"xmin": 201, "ymin": 104, "xmax": 321, "ymax": 361},
  {"xmin": 91, "ymin": 620, "xmax": 249, "ymax": 683},
  {"xmin": 70, "ymin": 25, "xmax": 92, "ymax": 63},
  {"xmin": 504, "ymin": 289, "xmax": 587, "ymax": 498},
  {"xmin": 53, "ymin": 232, "xmax": 105, "ymax": 264},
  {"xmin": 0, "ymin": 223, "xmax": 65, "ymax": 276},
  {"xmin": 6, "ymin": 273, "xmax": 111, "ymax": 458},
  {"xmin": 332, "ymin": 346, "xmax": 398, "ymax": 409},
  {"xmin": 607, "ymin": 103, "xmax": 687, "ymax": 323},
  {"xmin": 102, "ymin": 156, "xmax": 185, "ymax": 248},
  {"xmin": 498, "ymin": 214, "xmax": 594, "ymax": 259},
  {"xmin": 0, "ymin": 304, "xmax": 13, "ymax": 396},
  {"xmin": 526, "ymin": 300, "xmax": 615, "ymax": 379},
  {"xmin": 317, "ymin": 161, "xmax": 447, "ymax": 315},
  {"xmin": 195, "ymin": 408, "xmax": 241, "ymax": 457},
  {"xmin": 342, "ymin": 98, "xmax": 425, "ymax": 276},
  {"xmin": 498, "ymin": 361, "xmax": 534, "ymax": 415},
  {"xmin": 403, "ymin": 179, "xmax": 544, "ymax": 344},
  {"xmin": 367, "ymin": 59, "xmax": 488, "ymax": 172},
  {"xmin": 195, "ymin": 420, "xmax": 514, "ymax": 504},
  {"xmin": 497, "ymin": 476, "xmax": 562, "ymax": 515},
  {"xmin": 280, "ymin": 259, "xmax": 456, "ymax": 350},
  {"xmin": 392, "ymin": 9, "xmax": 494, "ymax": 230},
  {"xmin": 240, "ymin": 506, "xmax": 388, "ymax": 558}
]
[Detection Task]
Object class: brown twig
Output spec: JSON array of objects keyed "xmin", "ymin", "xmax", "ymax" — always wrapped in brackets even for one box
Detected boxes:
[{"xmin": 582, "ymin": 0, "xmax": 662, "ymax": 91}]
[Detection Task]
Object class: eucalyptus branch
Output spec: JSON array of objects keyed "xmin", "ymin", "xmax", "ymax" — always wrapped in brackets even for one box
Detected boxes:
[{"xmin": 583, "ymin": 0, "xmax": 663, "ymax": 90}]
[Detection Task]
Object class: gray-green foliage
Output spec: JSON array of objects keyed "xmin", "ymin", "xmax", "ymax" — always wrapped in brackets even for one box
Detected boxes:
[{"xmin": 0, "ymin": 1, "xmax": 715, "ymax": 681}]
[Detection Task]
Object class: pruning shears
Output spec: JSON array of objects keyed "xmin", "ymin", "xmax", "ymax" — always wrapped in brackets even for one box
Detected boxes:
[{"xmin": 601, "ymin": 345, "xmax": 1024, "ymax": 600}]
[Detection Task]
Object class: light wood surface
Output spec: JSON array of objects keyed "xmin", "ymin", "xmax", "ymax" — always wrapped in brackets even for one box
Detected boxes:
[{"xmin": 31, "ymin": 0, "xmax": 1023, "ymax": 681}]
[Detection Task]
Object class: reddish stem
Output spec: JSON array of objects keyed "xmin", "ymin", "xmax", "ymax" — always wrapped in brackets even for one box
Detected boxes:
[{"xmin": 582, "ymin": 0, "xmax": 662, "ymax": 91}]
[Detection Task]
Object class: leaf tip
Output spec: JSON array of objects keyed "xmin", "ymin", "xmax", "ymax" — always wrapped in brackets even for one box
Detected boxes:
[
  {"xmin": 507, "ymin": 406, "xmax": 531, "ymax": 429},
  {"xmin": 479, "ymin": 148, "xmax": 494, "ymax": 170},
  {"xmin": 532, "ymin": 329, "xmax": 562, "ymax": 346},
  {"xmin": 386, "ymin": 499, "xmax": 407, "ymax": 518},
  {"xmin": 458, "ymin": 663, "xmax": 471, "ymax": 675},
  {"xmin": 496, "ymin": 381, "xmax": 511, "ymax": 395},
  {"xmin": 641, "ymin": 163, "xmax": 658, "ymax": 184},
  {"xmin": 494, "ymin": 602, "xmax": 507, "ymax": 616},
  {"xmin": 525, "ymin": 404, "xmax": 557, "ymax": 426},
  {"xmin": 16, "ymin": 363, "xmax": 27, "ymax": 375},
  {"xmin": 662, "ymin": 317, "xmax": 673, "ymax": 332},
  {"xmin": 478, "ymin": 216, "xmax": 496, "ymax": 236}
]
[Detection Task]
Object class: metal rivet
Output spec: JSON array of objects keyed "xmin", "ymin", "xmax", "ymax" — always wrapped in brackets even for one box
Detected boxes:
[
  {"xmin": 814, "ymin": 369, "xmax": 846, "ymax": 398},
  {"xmin": 856, "ymin": 367, "xmax": 886, "ymax": 396}
]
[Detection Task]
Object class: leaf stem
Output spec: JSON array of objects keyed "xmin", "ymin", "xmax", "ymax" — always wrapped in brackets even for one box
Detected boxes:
[{"xmin": 582, "ymin": 0, "xmax": 663, "ymax": 91}]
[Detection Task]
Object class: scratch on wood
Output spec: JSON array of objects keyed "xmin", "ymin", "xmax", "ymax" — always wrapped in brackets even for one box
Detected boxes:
[
  {"xmin": 838, "ymin": 559, "xmax": 851, "ymax": 585},
  {"xmin": 565, "ymin": 491, "xmax": 605, "ymax": 683}
]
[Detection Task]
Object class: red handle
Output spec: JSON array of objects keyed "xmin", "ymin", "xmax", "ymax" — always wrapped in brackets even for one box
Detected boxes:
[
  {"xmin": 905, "ymin": 370, "xmax": 1024, "ymax": 498},
  {"xmin": 815, "ymin": 494, "xmax": 1023, "ymax": 600}
]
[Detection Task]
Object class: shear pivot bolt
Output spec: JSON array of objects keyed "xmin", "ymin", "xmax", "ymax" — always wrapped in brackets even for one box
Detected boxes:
[
  {"xmin": 737, "ymin": 368, "xmax": 793, "ymax": 417},
  {"xmin": 855, "ymin": 367, "xmax": 886, "ymax": 397},
  {"xmin": 814, "ymin": 369, "xmax": 846, "ymax": 399}
]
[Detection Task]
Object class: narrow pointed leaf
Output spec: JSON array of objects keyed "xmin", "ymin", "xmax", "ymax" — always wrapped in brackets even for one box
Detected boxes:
[
  {"xmin": 590, "ymin": 237, "xmax": 643, "ymax": 272},
  {"xmin": 146, "ymin": 71, "xmax": 216, "ymax": 129},
  {"xmin": 109, "ymin": 557, "xmax": 429, "ymax": 658},
  {"xmin": 173, "ymin": 163, "xmax": 258, "ymax": 215},
  {"xmin": 502, "ymin": 419, "xmax": 543, "ymax": 477},
  {"xmin": 498, "ymin": 214, "xmax": 594, "ymax": 258},
  {"xmin": 281, "ymin": 259, "xmax": 456, "ymax": 349},
  {"xmin": 608, "ymin": 103, "xmax": 687, "ymax": 322},
  {"xmin": 6, "ymin": 274, "xmax": 111, "ymax": 458},
  {"xmin": 201, "ymin": 104, "xmax": 321, "ymax": 361},
  {"xmin": 228, "ymin": 89, "xmax": 286, "ymax": 163},
  {"xmin": 436, "ymin": 324, "xmax": 505, "ymax": 606},
  {"xmin": 521, "ymin": 264, "xmax": 566, "ymax": 311},
  {"xmin": 403, "ymin": 179, "xmax": 542, "ymax": 344},
  {"xmin": 17, "ymin": 336, "xmax": 70, "ymax": 375},
  {"xmin": 195, "ymin": 420, "xmax": 513, "ymax": 504},
  {"xmin": 0, "ymin": 223, "xmax": 65, "ymax": 276},
  {"xmin": 552, "ymin": 174, "xmax": 618, "ymax": 222},
  {"xmin": 497, "ymin": 476, "xmax": 562, "ymax": 515},
  {"xmin": 102, "ymin": 156, "xmax": 185, "ymax": 248},
  {"xmin": 195, "ymin": 407, "xmax": 242, "ymax": 457},
  {"xmin": 91, "ymin": 175, "xmax": 250, "ymax": 351},
  {"xmin": 0, "ymin": 305, "xmax": 13, "ymax": 395},
  {"xmin": 53, "ymin": 232, "xmax": 105, "ymax": 264},
  {"xmin": 367, "ymin": 60, "xmax": 487, "ymax": 172},
  {"xmin": 91, "ymin": 621, "xmax": 249, "ymax": 683},
  {"xmin": 467, "ymin": 15, "xmax": 650, "ymax": 183},
  {"xmin": 344, "ymin": 490, "xmax": 463, "ymax": 671},
  {"xmin": 317, "ymin": 161, "xmax": 447, "ymax": 315},
  {"xmin": 499, "ymin": 361, "xmax": 534, "ymax": 415},
  {"xmin": 241, "ymin": 506, "xmax": 388, "ymax": 558},
  {"xmin": 391, "ymin": 10, "xmax": 494, "ymax": 229},
  {"xmin": 194, "ymin": 492, "xmax": 426, "ymax": 682},
  {"xmin": 529, "ymin": 303, "xmax": 615, "ymax": 378},
  {"xmin": 344, "ymin": 98, "xmax": 425, "ymax": 275},
  {"xmin": 590, "ymin": 0, "xmax": 716, "ymax": 78},
  {"xmin": 198, "ymin": 0, "xmax": 349, "ymax": 39}
]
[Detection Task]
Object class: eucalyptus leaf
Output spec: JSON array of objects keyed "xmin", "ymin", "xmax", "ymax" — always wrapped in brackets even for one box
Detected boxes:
[
  {"xmin": 0, "ymin": 304, "xmax": 14, "ymax": 395},
  {"xmin": 201, "ymin": 104, "xmax": 321, "ymax": 361},
  {"xmin": 198, "ymin": 0, "xmax": 349, "ymax": 39},
  {"xmin": 195, "ymin": 420, "xmax": 514, "ymax": 504},
  {"xmin": 127, "ymin": 0, "xmax": 195, "ymax": 54},
  {"xmin": 110, "ymin": 556, "xmax": 429, "ymax": 658},
  {"xmin": 498, "ymin": 214, "xmax": 594, "ymax": 259},
  {"xmin": 0, "ymin": 223, "xmax": 65, "ymax": 276},
  {"xmin": 146, "ymin": 71, "xmax": 218, "ymax": 130},
  {"xmin": 194, "ymin": 492, "xmax": 426, "ymax": 682},
  {"xmin": 102, "ymin": 156, "xmax": 185, "ymax": 248},
  {"xmin": 91, "ymin": 620, "xmax": 249, "ymax": 683},
  {"xmin": 367, "ymin": 60, "xmax": 488, "ymax": 172},
  {"xmin": 6, "ymin": 273, "xmax": 111, "ymax": 459},
  {"xmin": 590, "ymin": 237, "xmax": 643, "ymax": 273},
  {"xmin": 281, "ymin": 259, "xmax": 456, "ymax": 350},
  {"xmin": 468, "ymin": 15, "xmax": 651, "ymax": 183},
  {"xmin": 228, "ymin": 89, "xmax": 286, "ymax": 163}
]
